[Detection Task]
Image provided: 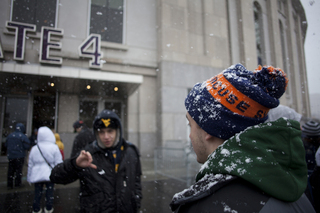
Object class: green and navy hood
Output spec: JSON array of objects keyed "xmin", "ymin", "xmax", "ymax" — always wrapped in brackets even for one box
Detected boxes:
[{"xmin": 195, "ymin": 118, "xmax": 307, "ymax": 202}]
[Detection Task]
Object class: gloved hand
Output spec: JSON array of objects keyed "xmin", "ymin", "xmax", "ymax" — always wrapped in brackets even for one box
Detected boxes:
[{"xmin": 316, "ymin": 147, "xmax": 320, "ymax": 167}]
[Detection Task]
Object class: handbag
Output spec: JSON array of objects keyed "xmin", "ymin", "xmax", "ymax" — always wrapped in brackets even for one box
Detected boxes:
[{"xmin": 37, "ymin": 144, "xmax": 53, "ymax": 169}]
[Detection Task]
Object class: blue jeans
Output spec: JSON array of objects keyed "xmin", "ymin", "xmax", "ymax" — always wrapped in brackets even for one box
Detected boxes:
[{"xmin": 33, "ymin": 182, "xmax": 54, "ymax": 212}]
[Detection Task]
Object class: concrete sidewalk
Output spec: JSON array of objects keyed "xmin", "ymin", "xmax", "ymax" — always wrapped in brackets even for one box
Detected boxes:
[{"xmin": 0, "ymin": 157, "xmax": 189, "ymax": 213}]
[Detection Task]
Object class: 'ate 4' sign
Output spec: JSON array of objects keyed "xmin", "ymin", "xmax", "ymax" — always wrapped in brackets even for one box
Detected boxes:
[{"xmin": 0, "ymin": 21, "xmax": 103, "ymax": 69}]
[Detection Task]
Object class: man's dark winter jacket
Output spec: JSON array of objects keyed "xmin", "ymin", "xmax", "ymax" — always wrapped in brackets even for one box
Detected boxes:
[
  {"xmin": 50, "ymin": 110, "xmax": 142, "ymax": 212},
  {"xmin": 70, "ymin": 125, "xmax": 95, "ymax": 158},
  {"xmin": 5, "ymin": 123, "xmax": 30, "ymax": 159},
  {"xmin": 50, "ymin": 140, "xmax": 142, "ymax": 212},
  {"xmin": 170, "ymin": 118, "xmax": 315, "ymax": 212}
]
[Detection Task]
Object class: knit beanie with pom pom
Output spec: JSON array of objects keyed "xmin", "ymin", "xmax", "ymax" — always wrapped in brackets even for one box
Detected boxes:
[
  {"xmin": 185, "ymin": 63, "xmax": 288, "ymax": 140},
  {"xmin": 301, "ymin": 120, "xmax": 320, "ymax": 137}
]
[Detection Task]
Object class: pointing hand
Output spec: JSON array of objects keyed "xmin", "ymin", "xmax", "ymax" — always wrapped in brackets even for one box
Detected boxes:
[{"xmin": 76, "ymin": 150, "xmax": 97, "ymax": 169}]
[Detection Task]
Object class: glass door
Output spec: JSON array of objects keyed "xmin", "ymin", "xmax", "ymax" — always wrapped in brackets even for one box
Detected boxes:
[
  {"xmin": 105, "ymin": 101, "xmax": 122, "ymax": 120},
  {"xmin": 79, "ymin": 100, "xmax": 98, "ymax": 129},
  {"xmin": 1, "ymin": 97, "xmax": 29, "ymax": 157},
  {"xmin": 32, "ymin": 94, "xmax": 56, "ymax": 130}
]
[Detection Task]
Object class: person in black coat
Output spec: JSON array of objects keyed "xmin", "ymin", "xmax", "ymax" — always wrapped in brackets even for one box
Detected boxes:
[
  {"xmin": 28, "ymin": 128, "xmax": 38, "ymax": 149},
  {"xmin": 5, "ymin": 123, "xmax": 30, "ymax": 189},
  {"xmin": 301, "ymin": 121, "xmax": 320, "ymax": 173},
  {"xmin": 70, "ymin": 120, "xmax": 95, "ymax": 158},
  {"xmin": 50, "ymin": 110, "xmax": 142, "ymax": 212},
  {"xmin": 301, "ymin": 120, "xmax": 320, "ymax": 210},
  {"xmin": 309, "ymin": 147, "xmax": 320, "ymax": 212}
]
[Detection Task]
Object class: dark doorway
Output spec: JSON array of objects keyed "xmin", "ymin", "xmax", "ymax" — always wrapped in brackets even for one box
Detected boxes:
[
  {"xmin": 1, "ymin": 97, "xmax": 29, "ymax": 157},
  {"xmin": 32, "ymin": 94, "xmax": 56, "ymax": 130},
  {"xmin": 105, "ymin": 101, "xmax": 122, "ymax": 119},
  {"xmin": 79, "ymin": 100, "xmax": 98, "ymax": 128}
]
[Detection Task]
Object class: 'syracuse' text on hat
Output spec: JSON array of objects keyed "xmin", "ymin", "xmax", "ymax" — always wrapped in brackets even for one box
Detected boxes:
[{"xmin": 185, "ymin": 63, "xmax": 288, "ymax": 140}]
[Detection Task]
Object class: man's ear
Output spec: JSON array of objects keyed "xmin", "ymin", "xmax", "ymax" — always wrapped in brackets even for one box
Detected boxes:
[
  {"xmin": 205, "ymin": 133, "xmax": 224, "ymax": 145},
  {"xmin": 205, "ymin": 132, "xmax": 214, "ymax": 141}
]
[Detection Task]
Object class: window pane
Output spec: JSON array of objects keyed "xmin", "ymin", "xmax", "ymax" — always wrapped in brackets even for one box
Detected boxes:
[
  {"xmin": 79, "ymin": 101, "xmax": 98, "ymax": 128},
  {"xmin": 12, "ymin": 0, "xmax": 57, "ymax": 32},
  {"xmin": 253, "ymin": 2, "xmax": 263, "ymax": 65},
  {"xmin": 104, "ymin": 102, "xmax": 121, "ymax": 120},
  {"xmin": 12, "ymin": 0, "xmax": 37, "ymax": 25},
  {"xmin": 1, "ymin": 97, "xmax": 29, "ymax": 156},
  {"xmin": 32, "ymin": 95, "xmax": 56, "ymax": 129},
  {"xmin": 90, "ymin": 4, "xmax": 108, "ymax": 39},
  {"xmin": 90, "ymin": 0, "xmax": 123, "ymax": 43},
  {"xmin": 107, "ymin": 0, "xmax": 123, "ymax": 43},
  {"xmin": 34, "ymin": 0, "xmax": 56, "ymax": 29}
]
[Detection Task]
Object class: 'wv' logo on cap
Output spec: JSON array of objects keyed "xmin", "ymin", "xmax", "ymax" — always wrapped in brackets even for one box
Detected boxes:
[
  {"xmin": 101, "ymin": 119, "xmax": 111, "ymax": 127},
  {"xmin": 98, "ymin": 169, "xmax": 105, "ymax": 175}
]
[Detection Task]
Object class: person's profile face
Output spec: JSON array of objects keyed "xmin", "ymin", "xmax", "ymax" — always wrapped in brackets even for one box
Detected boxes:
[
  {"xmin": 97, "ymin": 127, "xmax": 117, "ymax": 148},
  {"xmin": 75, "ymin": 127, "xmax": 82, "ymax": 133},
  {"xmin": 186, "ymin": 112, "xmax": 208, "ymax": 164}
]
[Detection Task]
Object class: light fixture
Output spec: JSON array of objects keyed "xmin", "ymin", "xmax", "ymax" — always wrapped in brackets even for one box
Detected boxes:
[
  {"xmin": 87, "ymin": 85, "xmax": 91, "ymax": 89},
  {"xmin": 50, "ymin": 83, "xmax": 54, "ymax": 87},
  {"xmin": 114, "ymin": 87, "xmax": 118, "ymax": 91}
]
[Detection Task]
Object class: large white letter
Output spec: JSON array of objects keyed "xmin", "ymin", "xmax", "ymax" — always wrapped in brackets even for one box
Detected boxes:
[
  {"xmin": 6, "ymin": 21, "xmax": 36, "ymax": 61},
  {"xmin": 39, "ymin": 27, "xmax": 63, "ymax": 64},
  {"xmin": 78, "ymin": 34, "xmax": 103, "ymax": 69}
]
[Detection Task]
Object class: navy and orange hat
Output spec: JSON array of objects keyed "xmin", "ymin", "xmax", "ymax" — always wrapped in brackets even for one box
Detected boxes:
[
  {"xmin": 73, "ymin": 120, "xmax": 84, "ymax": 129},
  {"xmin": 185, "ymin": 63, "xmax": 288, "ymax": 140}
]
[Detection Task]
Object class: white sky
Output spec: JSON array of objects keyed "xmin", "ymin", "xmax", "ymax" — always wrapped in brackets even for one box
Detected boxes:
[{"xmin": 301, "ymin": 0, "xmax": 320, "ymax": 95}]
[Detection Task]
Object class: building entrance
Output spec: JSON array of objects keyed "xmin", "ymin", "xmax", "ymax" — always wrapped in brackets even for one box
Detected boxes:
[
  {"xmin": 1, "ymin": 96, "xmax": 29, "ymax": 157},
  {"xmin": 0, "ymin": 92, "xmax": 57, "ymax": 159},
  {"xmin": 79, "ymin": 100, "xmax": 123, "ymax": 129},
  {"xmin": 32, "ymin": 93, "xmax": 56, "ymax": 131}
]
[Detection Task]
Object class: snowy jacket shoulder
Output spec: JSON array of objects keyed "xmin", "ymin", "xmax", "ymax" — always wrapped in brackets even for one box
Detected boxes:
[
  {"xmin": 5, "ymin": 123, "xmax": 30, "ymax": 159},
  {"xmin": 171, "ymin": 118, "xmax": 315, "ymax": 212},
  {"xmin": 170, "ymin": 174, "xmax": 315, "ymax": 213},
  {"xmin": 27, "ymin": 127, "xmax": 63, "ymax": 183}
]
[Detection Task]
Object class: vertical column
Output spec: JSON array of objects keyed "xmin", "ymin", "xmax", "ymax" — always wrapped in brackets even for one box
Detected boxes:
[{"xmin": 227, "ymin": 0, "xmax": 241, "ymax": 64}]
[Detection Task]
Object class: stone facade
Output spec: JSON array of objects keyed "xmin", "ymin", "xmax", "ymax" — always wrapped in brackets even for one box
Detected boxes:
[{"xmin": 0, "ymin": 0, "xmax": 310, "ymax": 159}]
